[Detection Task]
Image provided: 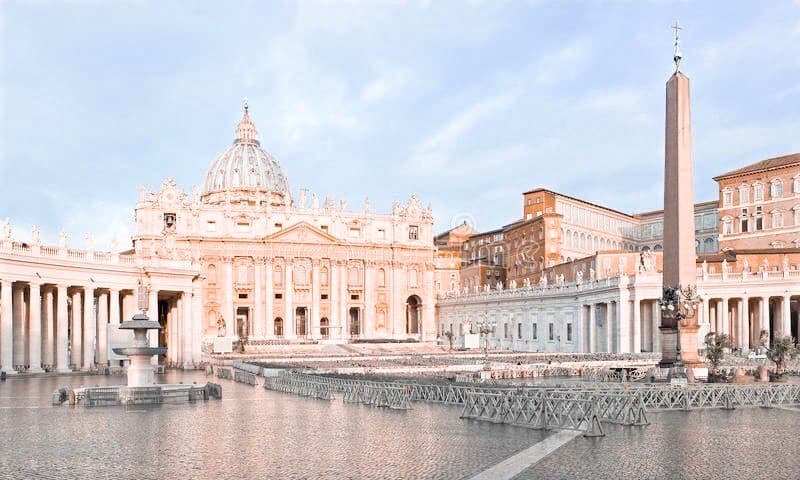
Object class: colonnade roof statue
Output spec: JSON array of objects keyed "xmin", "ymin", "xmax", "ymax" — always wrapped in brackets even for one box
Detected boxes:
[{"xmin": 201, "ymin": 101, "xmax": 291, "ymax": 206}]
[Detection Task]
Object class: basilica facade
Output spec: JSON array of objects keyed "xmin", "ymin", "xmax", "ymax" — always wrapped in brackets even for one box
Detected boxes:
[{"xmin": 0, "ymin": 105, "xmax": 436, "ymax": 374}]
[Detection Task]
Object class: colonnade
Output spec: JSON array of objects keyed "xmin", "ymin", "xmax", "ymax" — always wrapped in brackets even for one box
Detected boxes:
[
  {"xmin": 701, "ymin": 294, "xmax": 798, "ymax": 351},
  {"xmin": 0, "ymin": 278, "xmax": 201, "ymax": 374}
]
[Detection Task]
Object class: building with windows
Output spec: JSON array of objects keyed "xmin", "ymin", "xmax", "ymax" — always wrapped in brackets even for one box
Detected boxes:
[{"xmin": 0, "ymin": 105, "xmax": 436, "ymax": 375}]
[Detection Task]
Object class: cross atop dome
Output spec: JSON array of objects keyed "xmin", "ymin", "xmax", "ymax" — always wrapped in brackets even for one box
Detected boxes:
[{"xmin": 235, "ymin": 99, "xmax": 259, "ymax": 144}]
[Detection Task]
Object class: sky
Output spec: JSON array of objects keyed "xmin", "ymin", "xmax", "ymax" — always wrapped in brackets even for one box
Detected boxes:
[{"xmin": 1, "ymin": 0, "xmax": 800, "ymax": 250}]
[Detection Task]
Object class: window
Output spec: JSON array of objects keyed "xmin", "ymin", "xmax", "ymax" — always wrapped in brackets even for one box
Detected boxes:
[
  {"xmin": 409, "ymin": 225, "xmax": 419, "ymax": 240},
  {"xmin": 349, "ymin": 227, "xmax": 360, "ymax": 238},
  {"xmin": 206, "ymin": 220, "xmax": 217, "ymax": 232},
  {"xmin": 566, "ymin": 323, "xmax": 573, "ymax": 342},
  {"xmin": 795, "ymin": 208, "xmax": 800, "ymax": 226},
  {"xmin": 348, "ymin": 267, "xmax": 359, "ymax": 285},
  {"xmin": 237, "ymin": 264, "xmax": 248, "ymax": 283},
  {"xmin": 772, "ymin": 211, "xmax": 784, "ymax": 228},
  {"xmin": 754, "ymin": 184, "xmax": 764, "ymax": 201},
  {"xmin": 771, "ymin": 181, "xmax": 783, "ymax": 199},
  {"xmin": 531, "ymin": 323, "xmax": 538, "ymax": 340},
  {"xmin": 236, "ymin": 221, "xmax": 250, "ymax": 232},
  {"xmin": 321, "ymin": 294, "xmax": 328, "ymax": 300},
  {"xmin": 320, "ymin": 225, "xmax": 328, "ymax": 231},
  {"xmin": 274, "ymin": 223, "xmax": 283, "ymax": 230},
  {"xmin": 274, "ymin": 293, "xmax": 282, "ymax": 299},
  {"xmin": 321, "ymin": 267, "xmax": 329, "ymax": 286},
  {"xmin": 755, "ymin": 206, "xmax": 763, "ymax": 231},
  {"xmin": 548, "ymin": 323, "xmax": 554, "ymax": 341},
  {"xmin": 207, "ymin": 265, "xmax": 217, "ymax": 285},
  {"xmin": 274, "ymin": 267, "xmax": 283, "ymax": 285},
  {"xmin": 739, "ymin": 186, "xmax": 750, "ymax": 204},
  {"xmin": 794, "ymin": 177, "xmax": 800, "ymax": 194},
  {"xmin": 238, "ymin": 293, "xmax": 248, "ymax": 299},
  {"xmin": 164, "ymin": 213, "xmax": 176, "ymax": 231},
  {"xmin": 295, "ymin": 266, "xmax": 308, "ymax": 285},
  {"xmin": 350, "ymin": 294, "xmax": 359, "ymax": 300},
  {"xmin": 723, "ymin": 218, "xmax": 733, "ymax": 235},
  {"xmin": 377, "ymin": 228, "xmax": 386, "ymax": 240},
  {"xmin": 517, "ymin": 323, "xmax": 522, "ymax": 339},
  {"xmin": 378, "ymin": 268, "xmax": 386, "ymax": 287},
  {"xmin": 740, "ymin": 208, "xmax": 749, "ymax": 233}
]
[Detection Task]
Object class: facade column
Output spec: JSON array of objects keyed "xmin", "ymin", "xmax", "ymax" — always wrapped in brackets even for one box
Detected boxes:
[
  {"xmin": 265, "ymin": 260, "xmax": 274, "ymax": 338},
  {"xmin": 12, "ymin": 284, "xmax": 25, "ymax": 367},
  {"xmin": 632, "ymin": 298, "xmax": 642, "ymax": 353},
  {"xmin": 340, "ymin": 265, "xmax": 349, "ymax": 339},
  {"xmin": 284, "ymin": 260, "xmax": 295, "ymax": 338},
  {"xmin": 1, "ymin": 280, "xmax": 15, "ymax": 374},
  {"xmin": 223, "ymin": 259, "xmax": 234, "ymax": 332},
  {"xmin": 168, "ymin": 299, "xmax": 178, "ymax": 365},
  {"xmin": 42, "ymin": 287, "xmax": 54, "ymax": 368},
  {"xmin": 253, "ymin": 259, "xmax": 264, "ymax": 338},
  {"xmin": 330, "ymin": 262, "xmax": 340, "ymax": 339},
  {"xmin": 27, "ymin": 282, "xmax": 43, "ymax": 372},
  {"xmin": 363, "ymin": 263, "xmax": 375, "ymax": 338},
  {"xmin": 588, "ymin": 303, "xmax": 596, "ymax": 353},
  {"xmin": 97, "ymin": 291, "xmax": 109, "ymax": 365},
  {"xmin": 423, "ymin": 266, "xmax": 436, "ymax": 340},
  {"xmin": 311, "ymin": 260, "xmax": 320, "ymax": 339},
  {"xmin": 781, "ymin": 294, "xmax": 791, "ymax": 338},
  {"xmin": 182, "ymin": 290, "xmax": 193, "ymax": 368},
  {"xmin": 82, "ymin": 286, "xmax": 95, "ymax": 370},
  {"xmin": 191, "ymin": 281, "xmax": 202, "ymax": 364},
  {"xmin": 55, "ymin": 285, "xmax": 70, "ymax": 373},
  {"xmin": 70, "ymin": 290, "xmax": 82, "ymax": 368},
  {"xmin": 607, "ymin": 302, "xmax": 615, "ymax": 353}
]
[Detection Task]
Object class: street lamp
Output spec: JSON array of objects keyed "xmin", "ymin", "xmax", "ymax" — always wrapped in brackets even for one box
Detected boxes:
[
  {"xmin": 477, "ymin": 320, "xmax": 496, "ymax": 369},
  {"xmin": 658, "ymin": 284, "xmax": 700, "ymax": 382}
]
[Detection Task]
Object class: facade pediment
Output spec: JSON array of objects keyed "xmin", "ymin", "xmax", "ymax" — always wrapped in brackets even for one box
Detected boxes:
[{"xmin": 264, "ymin": 221, "xmax": 339, "ymax": 244}]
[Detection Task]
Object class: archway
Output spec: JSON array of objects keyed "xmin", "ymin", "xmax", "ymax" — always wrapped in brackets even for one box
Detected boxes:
[
  {"xmin": 296, "ymin": 307, "xmax": 308, "ymax": 337},
  {"xmin": 406, "ymin": 295, "xmax": 422, "ymax": 334},
  {"xmin": 320, "ymin": 317, "xmax": 330, "ymax": 338},
  {"xmin": 274, "ymin": 317, "xmax": 284, "ymax": 337},
  {"xmin": 349, "ymin": 307, "xmax": 361, "ymax": 337}
]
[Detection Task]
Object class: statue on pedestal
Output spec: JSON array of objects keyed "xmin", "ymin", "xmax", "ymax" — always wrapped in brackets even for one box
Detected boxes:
[{"xmin": 217, "ymin": 317, "xmax": 227, "ymax": 337}]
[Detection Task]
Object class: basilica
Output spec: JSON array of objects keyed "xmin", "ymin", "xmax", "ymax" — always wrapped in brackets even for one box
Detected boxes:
[{"xmin": 0, "ymin": 105, "xmax": 436, "ymax": 374}]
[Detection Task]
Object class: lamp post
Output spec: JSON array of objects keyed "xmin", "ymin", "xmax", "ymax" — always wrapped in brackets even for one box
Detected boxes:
[
  {"xmin": 477, "ymin": 320, "xmax": 495, "ymax": 369},
  {"xmin": 658, "ymin": 284, "xmax": 700, "ymax": 383}
]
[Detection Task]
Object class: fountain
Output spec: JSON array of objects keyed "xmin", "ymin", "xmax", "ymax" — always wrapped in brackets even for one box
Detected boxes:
[{"xmin": 53, "ymin": 284, "xmax": 221, "ymax": 407}]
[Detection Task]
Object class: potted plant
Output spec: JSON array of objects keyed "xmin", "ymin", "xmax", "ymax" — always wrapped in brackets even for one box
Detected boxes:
[
  {"xmin": 764, "ymin": 335, "xmax": 798, "ymax": 382},
  {"xmin": 704, "ymin": 332, "xmax": 730, "ymax": 382}
]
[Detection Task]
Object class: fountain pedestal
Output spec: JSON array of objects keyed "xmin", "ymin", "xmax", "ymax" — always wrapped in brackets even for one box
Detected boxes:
[{"xmin": 112, "ymin": 313, "xmax": 166, "ymax": 387}]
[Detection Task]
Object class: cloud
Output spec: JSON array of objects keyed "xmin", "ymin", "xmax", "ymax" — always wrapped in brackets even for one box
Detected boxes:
[{"xmin": 360, "ymin": 67, "xmax": 413, "ymax": 104}]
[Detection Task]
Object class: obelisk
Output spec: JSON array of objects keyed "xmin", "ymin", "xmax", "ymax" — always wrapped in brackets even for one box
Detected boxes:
[{"xmin": 660, "ymin": 23, "xmax": 700, "ymax": 368}]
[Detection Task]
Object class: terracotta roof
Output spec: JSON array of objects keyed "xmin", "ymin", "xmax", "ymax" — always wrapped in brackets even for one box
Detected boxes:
[{"xmin": 713, "ymin": 153, "xmax": 800, "ymax": 180}]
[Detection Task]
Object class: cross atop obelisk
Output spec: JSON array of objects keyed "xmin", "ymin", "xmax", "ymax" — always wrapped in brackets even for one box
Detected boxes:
[
  {"xmin": 660, "ymin": 22, "xmax": 700, "ymax": 370},
  {"xmin": 672, "ymin": 21, "xmax": 683, "ymax": 71}
]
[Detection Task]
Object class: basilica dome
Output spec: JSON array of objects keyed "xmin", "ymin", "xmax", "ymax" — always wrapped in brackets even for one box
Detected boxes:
[{"xmin": 201, "ymin": 104, "xmax": 290, "ymax": 205}]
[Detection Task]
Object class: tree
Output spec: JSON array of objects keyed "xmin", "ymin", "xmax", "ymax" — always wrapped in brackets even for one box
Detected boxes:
[
  {"xmin": 764, "ymin": 335, "xmax": 799, "ymax": 377},
  {"xmin": 704, "ymin": 332, "xmax": 730, "ymax": 379}
]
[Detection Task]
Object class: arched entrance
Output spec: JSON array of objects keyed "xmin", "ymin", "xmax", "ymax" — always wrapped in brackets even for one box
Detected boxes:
[
  {"xmin": 296, "ymin": 307, "xmax": 308, "ymax": 337},
  {"xmin": 320, "ymin": 317, "xmax": 330, "ymax": 338},
  {"xmin": 406, "ymin": 295, "xmax": 421, "ymax": 334},
  {"xmin": 349, "ymin": 307, "xmax": 361, "ymax": 337},
  {"xmin": 274, "ymin": 317, "xmax": 284, "ymax": 338}
]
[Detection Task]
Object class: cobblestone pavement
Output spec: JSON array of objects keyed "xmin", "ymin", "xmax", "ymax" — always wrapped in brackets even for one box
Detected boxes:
[
  {"xmin": 514, "ymin": 408, "xmax": 800, "ymax": 480},
  {"xmin": 0, "ymin": 371, "xmax": 548, "ymax": 479}
]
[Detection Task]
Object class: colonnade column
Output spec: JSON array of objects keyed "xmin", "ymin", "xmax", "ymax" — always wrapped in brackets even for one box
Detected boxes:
[
  {"xmin": 82, "ymin": 286, "xmax": 95, "ymax": 370},
  {"xmin": 720, "ymin": 298, "xmax": 729, "ymax": 336},
  {"xmin": 618, "ymin": 298, "xmax": 630, "ymax": 353},
  {"xmin": 182, "ymin": 289, "xmax": 193, "ymax": 368},
  {"xmin": 265, "ymin": 260, "xmax": 274, "ymax": 338},
  {"xmin": 760, "ymin": 296, "xmax": 770, "ymax": 342},
  {"xmin": 740, "ymin": 298, "xmax": 750, "ymax": 351},
  {"xmin": 588, "ymin": 304, "xmax": 596, "ymax": 353},
  {"xmin": 70, "ymin": 290, "xmax": 82, "ymax": 368},
  {"xmin": 55, "ymin": 285, "xmax": 70, "ymax": 373},
  {"xmin": 168, "ymin": 299, "xmax": 178, "ymax": 365},
  {"xmin": 27, "ymin": 282, "xmax": 43, "ymax": 372},
  {"xmin": 42, "ymin": 287, "xmax": 54, "ymax": 367},
  {"xmin": 651, "ymin": 301, "xmax": 661, "ymax": 353},
  {"xmin": 12, "ymin": 285, "xmax": 25, "ymax": 367},
  {"xmin": 284, "ymin": 260, "xmax": 295, "ymax": 338},
  {"xmin": 311, "ymin": 260, "xmax": 320, "ymax": 339},
  {"xmin": 149, "ymin": 288, "xmax": 158, "ymax": 366},
  {"xmin": 109, "ymin": 289, "xmax": 120, "ymax": 325},
  {"xmin": 0, "ymin": 280, "xmax": 13, "ymax": 374},
  {"xmin": 253, "ymin": 259, "xmax": 264, "ymax": 338},
  {"xmin": 191, "ymin": 281, "xmax": 202, "ymax": 364},
  {"xmin": 632, "ymin": 298, "xmax": 642, "ymax": 353},
  {"xmin": 97, "ymin": 291, "xmax": 108, "ymax": 366},
  {"xmin": 781, "ymin": 294, "xmax": 791, "ymax": 337}
]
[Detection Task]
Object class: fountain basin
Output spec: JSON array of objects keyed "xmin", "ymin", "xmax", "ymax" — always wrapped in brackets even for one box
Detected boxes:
[{"xmin": 113, "ymin": 347, "xmax": 167, "ymax": 356}]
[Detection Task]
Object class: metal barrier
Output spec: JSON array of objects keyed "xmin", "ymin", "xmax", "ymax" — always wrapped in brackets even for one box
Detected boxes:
[
  {"xmin": 85, "ymin": 387, "xmax": 121, "ymax": 407},
  {"xmin": 263, "ymin": 374, "xmax": 334, "ymax": 400},
  {"xmin": 342, "ymin": 383, "xmax": 412, "ymax": 409},
  {"xmin": 216, "ymin": 367, "xmax": 233, "ymax": 380},
  {"xmin": 234, "ymin": 370, "xmax": 258, "ymax": 386}
]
